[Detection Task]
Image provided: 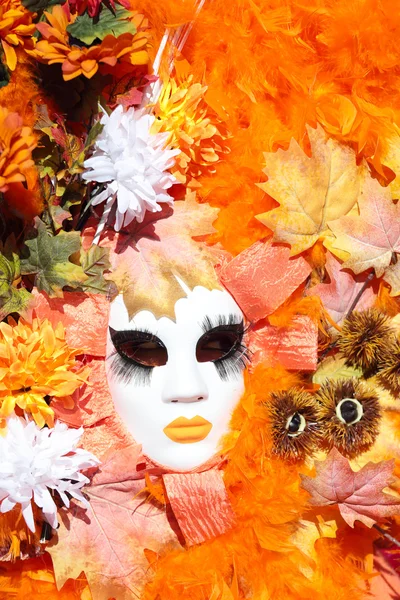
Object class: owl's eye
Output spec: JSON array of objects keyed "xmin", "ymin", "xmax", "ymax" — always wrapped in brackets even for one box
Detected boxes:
[
  {"xmin": 336, "ymin": 398, "xmax": 364, "ymax": 425},
  {"xmin": 285, "ymin": 412, "xmax": 306, "ymax": 437}
]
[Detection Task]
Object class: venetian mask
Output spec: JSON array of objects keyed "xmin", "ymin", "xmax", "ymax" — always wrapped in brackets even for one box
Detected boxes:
[{"xmin": 105, "ymin": 282, "xmax": 248, "ymax": 471}]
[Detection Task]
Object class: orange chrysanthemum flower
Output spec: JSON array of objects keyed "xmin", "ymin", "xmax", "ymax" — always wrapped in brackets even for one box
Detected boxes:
[
  {"xmin": 153, "ymin": 77, "xmax": 229, "ymax": 186},
  {"xmin": 0, "ymin": 106, "xmax": 36, "ymax": 192},
  {"xmin": 0, "ymin": 317, "xmax": 89, "ymax": 429},
  {"xmin": 0, "ymin": 0, "xmax": 36, "ymax": 71},
  {"xmin": 31, "ymin": 4, "xmax": 149, "ymax": 82}
]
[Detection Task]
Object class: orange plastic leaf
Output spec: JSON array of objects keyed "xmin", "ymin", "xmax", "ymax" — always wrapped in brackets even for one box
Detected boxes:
[
  {"xmin": 256, "ymin": 126, "xmax": 360, "ymax": 255},
  {"xmin": 163, "ymin": 469, "xmax": 235, "ymax": 546},
  {"xmin": 30, "ymin": 289, "xmax": 110, "ymax": 356},
  {"xmin": 219, "ymin": 240, "xmax": 311, "ymax": 321},
  {"xmin": 306, "ymin": 252, "xmax": 376, "ymax": 324},
  {"xmin": 249, "ymin": 315, "xmax": 317, "ymax": 371},
  {"xmin": 48, "ymin": 444, "xmax": 179, "ymax": 600},
  {"xmin": 329, "ymin": 176, "xmax": 400, "ymax": 280},
  {"xmin": 301, "ymin": 448, "xmax": 400, "ymax": 528}
]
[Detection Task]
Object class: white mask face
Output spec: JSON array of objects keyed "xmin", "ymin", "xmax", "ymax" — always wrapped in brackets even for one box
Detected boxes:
[{"xmin": 106, "ymin": 285, "xmax": 247, "ymax": 471}]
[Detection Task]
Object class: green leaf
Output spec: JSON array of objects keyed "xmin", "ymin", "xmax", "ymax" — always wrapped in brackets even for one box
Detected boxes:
[
  {"xmin": 85, "ymin": 121, "xmax": 104, "ymax": 150},
  {"xmin": 22, "ymin": 0, "xmax": 65, "ymax": 12},
  {"xmin": 79, "ymin": 245, "xmax": 117, "ymax": 295},
  {"xmin": 0, "ymin": 288, "xmax": 31, "ymax": 320},
  {"xmin": 62, "ymin": 182, "xmax": 86, "ymax": 212},
  {"xmin": 67, "ymin": 6, "xmax": 136, "ymax": 45},
  {"xmin": 0, "ymin": 57, "xmax": 10, "ymax": 89},
  {"xmin": 21, "ymin": 219, "xmax": 88, "ymax": 297},
  {"xmin": 313, "ymin": 355, "xmax": 363, "ymax": 385},
  {"xmin": 0, "ymin": 251, "xmax": 18, "ymax": 300},
  {"xmin": 0, "ymin": 237, "xmax": 31, "ymax": 319}
]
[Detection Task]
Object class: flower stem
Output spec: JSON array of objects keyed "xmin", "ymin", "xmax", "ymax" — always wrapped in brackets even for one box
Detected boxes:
[
  {"xmin": 344, "ymin": 270, "xmax": 375, "ymax": 320},
  {"xmin": 373, "ymin": 524, "xmax": 400, "ymax": 549}
]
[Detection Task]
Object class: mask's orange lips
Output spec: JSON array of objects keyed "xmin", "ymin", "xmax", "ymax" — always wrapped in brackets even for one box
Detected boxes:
[{"xmin": 163, "ymin": 416, "xmax": 212, "ymax": 444}]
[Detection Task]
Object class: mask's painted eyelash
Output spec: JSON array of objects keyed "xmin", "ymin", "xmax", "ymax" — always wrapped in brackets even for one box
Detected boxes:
[
  {"xmin": 108, "ymin": 351, "xmax": 153, "ymax": 386},
  {"xmin": 199, "ymin": 313, "xmax": 251, "ymax": 380},
  {"xmin": 200, "ymin": 313, "xmax": 245, "ymax": 333},
  {"xmin": 214, "ymin": 342, "xmax": 251, "ymax": 381}
]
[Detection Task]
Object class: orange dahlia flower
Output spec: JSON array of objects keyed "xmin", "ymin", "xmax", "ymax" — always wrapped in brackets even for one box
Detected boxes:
[
  {"xmin": 153, "ymin": 77, "xmax": 229, "ymax": 186},
  {"xmin": 0, "ymin": 317, "xmax": 89, "ymax": 429},
  {"xmin": 0, "ymin": 0, "xmax": 36, "ymax": 71},
  {"xmin": 0, "ymin": 106, "xmax": 36, "ymax": 192},
  {"xmin": 32, "ymin": 4, "xmax": 149, "ymax": 82}
]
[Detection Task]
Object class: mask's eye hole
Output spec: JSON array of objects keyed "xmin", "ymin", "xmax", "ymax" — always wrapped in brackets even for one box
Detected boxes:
[
  {"xmin": 196, "ymin": 331, "xmax": 239, "ymax": 362},
  {"xmin": 117, "ymin": 340, "xmax": 168, "ymax": 367},
  {"xmin": 336, "ymin": 398, "xmax": 363, "ymax": 425},
  {"xmin": 109, "ymin": 328, "xmax": 168, "ymax": 367},
  {"xmin": 285, "ymin": 412, "xmax": 306, "ymax": 437}
]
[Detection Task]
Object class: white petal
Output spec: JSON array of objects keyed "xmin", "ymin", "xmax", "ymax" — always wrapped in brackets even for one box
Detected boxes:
[
  {"xmin": 1, "ymin": 497, "xmax": 15, "ymax": 513},
  {"xmin": 21, "ymin": 501, "xmax": 35, "ymax": 532}
]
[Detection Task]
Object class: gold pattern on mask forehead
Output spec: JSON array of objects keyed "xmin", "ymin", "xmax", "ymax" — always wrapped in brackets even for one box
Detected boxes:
[
  {"xmin": 108, "ymin": 195, "xmax": 222, "ymax": 320},
  {"xmin": 122, "ymin": 252, "xmax": 221, "ymax": 320}
]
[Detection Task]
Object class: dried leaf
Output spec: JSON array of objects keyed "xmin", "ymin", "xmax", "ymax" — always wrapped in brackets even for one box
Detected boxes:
[
  {"xmin": 329, "ymin": 176, "xmax": 400, "ymax": 281},
  {"xmin": 21, "ymin": 218, "xmax": 88, "ymax": 297},
  {"xmin": 301, "ymin": 448, "xmax": 400, "ymax": 528},
  {"xmin": 48, "ymin": 444, "xmax": 178, "ymax": 600},
  {"xmin": 95, "ymin": 196, "xmax": 219, "ymax": 319},
  {"xmin": 51, "ymin": 126, "xmax": 84, "ymax": 171},
  {"xmin": 256, "ymin": 126, "xmax": 360, "ymax": 255},
  {"xmin": 307, "ymin": 252, "xmax": 376, "ymax": 324},
  {"xmin": 79, "ymin": 245, "xmax": 116, "ymax": 295}
]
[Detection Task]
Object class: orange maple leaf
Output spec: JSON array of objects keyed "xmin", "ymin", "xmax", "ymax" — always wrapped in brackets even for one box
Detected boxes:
[
  {"xmin": 300, "ymin": 448, "xmax": 400, "ymax": 528},
  {"xmin": 329, "ymin": 176, "xmax": 400, "ymax": 294}
]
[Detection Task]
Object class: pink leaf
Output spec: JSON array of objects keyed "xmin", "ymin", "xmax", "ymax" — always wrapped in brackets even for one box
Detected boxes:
[
  {"xmin": 48, "ymin": 444, "xmax": 179, "ymax": 600},
  {"xmin": 329, "ymin": 176, "xmax": 400, "ymax": 280},
  {"xmin": 117, "ymin": 87, "xmax": 144, "ymax": 108},
  {"xmin": 301, "ymin": 448, "xmax": 400, "ymax": 528}
]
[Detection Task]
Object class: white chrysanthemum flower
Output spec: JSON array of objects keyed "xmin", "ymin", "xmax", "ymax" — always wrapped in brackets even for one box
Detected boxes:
[
  {"xmin": 83, "ymin": 105, "xmax": 180, "ymax": 230},
  {"xmin": 0, "ymin": 417, "xmax": 100, "ymax": 532}
]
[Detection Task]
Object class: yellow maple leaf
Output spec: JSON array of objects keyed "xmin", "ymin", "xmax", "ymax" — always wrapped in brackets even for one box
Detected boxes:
[
  {"xmin": 291, "ymin": 517, "xmax": 338, "ymax": 578},
  {"xmin": 256, "ymin": 126, "xmax": 361, "ymax": 255},
  {"xmin": 381, "ymin": 126, "xmax": 400, "ymax": 199}
]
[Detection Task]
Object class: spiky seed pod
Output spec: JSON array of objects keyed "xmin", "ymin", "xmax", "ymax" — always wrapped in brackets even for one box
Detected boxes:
[
  {"xmin": 316, "ymin": 379, "xmax": 381, "ymax": 458},
  {"xmin": 337, "ymin": 309, "xmax": 396, "ymax": 377},
  {"xmin": 376, "ymin": 340, "xmax": 400, "ymax": 396},
  {"xmin": 268, "ymin": 389, "xmax": 321, "ymax": 462}
]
